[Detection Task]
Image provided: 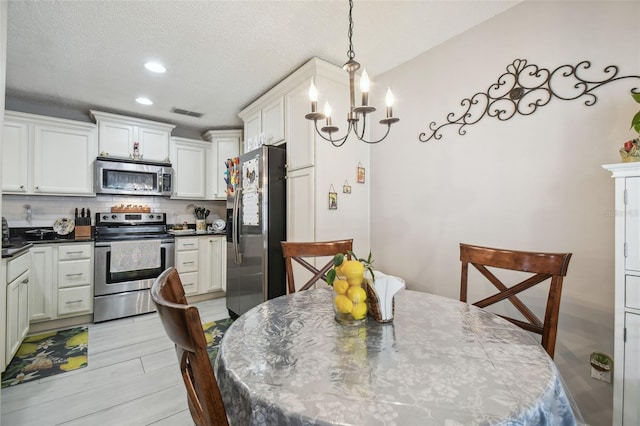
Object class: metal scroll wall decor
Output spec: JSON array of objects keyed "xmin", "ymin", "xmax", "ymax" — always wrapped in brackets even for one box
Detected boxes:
[{"xmin": 418, "ymin": 59, "xmax": 640, "ymax": 142}]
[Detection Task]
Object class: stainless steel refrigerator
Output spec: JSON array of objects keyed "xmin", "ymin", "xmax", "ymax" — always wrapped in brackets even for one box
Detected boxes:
[{"xmin": 226, "ymin": 145, "xmax": 287, "ymax": 318}]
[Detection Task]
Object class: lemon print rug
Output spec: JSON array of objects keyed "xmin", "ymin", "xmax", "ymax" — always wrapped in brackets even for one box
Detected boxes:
[
  {"xmin": 202, "ymin": 318, "xmax": 234, "ymax": 363},
  {"xmin": 1, "ymin": 326, "xmax": 88, "ymax": 388}
]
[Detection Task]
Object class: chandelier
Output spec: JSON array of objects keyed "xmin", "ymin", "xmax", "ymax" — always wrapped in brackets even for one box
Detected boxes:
[{"xmin": 305, "ymin": 0, "xmax": 399, "ymax": 147}]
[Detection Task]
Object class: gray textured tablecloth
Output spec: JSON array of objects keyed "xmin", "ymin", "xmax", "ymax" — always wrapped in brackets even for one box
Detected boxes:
[{"xmin": 215, "ymin": 287, "xmax": 578, "ymax": 425}]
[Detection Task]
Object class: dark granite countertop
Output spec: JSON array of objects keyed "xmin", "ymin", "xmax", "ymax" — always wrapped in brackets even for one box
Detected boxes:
[{"xmin": 2, "ymin": 242, "xmax": 33, "ymax": 259}]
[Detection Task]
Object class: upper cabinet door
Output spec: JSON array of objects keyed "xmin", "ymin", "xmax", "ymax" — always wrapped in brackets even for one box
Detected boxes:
[
  {"xmin": 2, "ymin": 120, "xmax": 29, "ymax": 192},
  {"xmin": 138, "ymin": 126, "xmax": 171, "ymax": 163},
  {"xmin": 171, "ymin": 138, "xmax": 207, "ymax": 200},
  {"xmin": 203, "ymin": 129, "xmax": 241, "ymax": 200},
  {"xmin": 626, "ymin": 177, "xmax": 640, "ymax": 272},
  {"xmin": 262, "ymin": 96, "xmax": 285, "ymax": 146},
  {"xmin": 97, "ymin": 121, "xmax": 134, "ymax": 158},
  {"xmin": 244, "ymin": 112, "xmax": 261, "ymax": 153},
  {"xmin": 32, "ymin": 123, "xmax": 96, "ymax": 195},
  {"xmin": 285, "ymin": 81, "xmax": 315, "ymax": 171}
]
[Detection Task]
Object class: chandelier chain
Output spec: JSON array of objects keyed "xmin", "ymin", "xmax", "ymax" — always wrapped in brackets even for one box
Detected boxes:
[{"xmin": 347, "ymin": 0, "xmax": 355, "ymax": 60}]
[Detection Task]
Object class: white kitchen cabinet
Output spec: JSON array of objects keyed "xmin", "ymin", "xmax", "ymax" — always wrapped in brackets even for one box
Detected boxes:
[
  {"xmin": 90, "ymin": 110, "xmax": 176, "ymax": 163},
  {"xmin": 603, "ymin": 163, "xmax": 640, "ymax": 425},
  {"xmin": 175, "ymin": 237, "xmax": 200, "ymax": 295},
  {"xmin": 2, "ymin": 111, "xmax": 98, "ymax": 196},
  {"xmin": 239, "ymin": 96, "xmax": 284, "ymax": 152},
  {"xmin": 286, "ymin": 167, "xmax": 316, "ymax": 242},
  {"xmin": 32, "ymin": 122, "xmax": 95, "ymax": 195},
  {"xmin": 56, "ymin": 243, "xmax": 93, "ymax": 317},
  {"xmin": 5, "ymin": 250, "xmax": 31, "ymax": 365},
  {"xmin": 202, "ymin": 129, "xmax": 241, "ymax": 200},
  {"xmin": 170, "ymin": 137, "xmax": 208, "ymax": 200},
  {"xmin": 1, "ymin": 119, "xmax": 29, "ymax": 192},
  {"xmin": 198, "ymin": 236, "xmax": 226, "ymax": 293},
  {"xmin": 174, "ymin": 235, "xmax": 226, "ymax": 295},
  {"xmin": 30, "ymin": 245, "xmax": 55, "ymax": 323},
  {"xmin": 285, "ymin": 81, "xmax": 315, "ymax": 170}
]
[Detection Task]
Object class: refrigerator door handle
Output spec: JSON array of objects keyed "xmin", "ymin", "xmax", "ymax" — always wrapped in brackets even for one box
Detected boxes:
[{"xmin": 233, "ymin": 188, "xmax": 243, "ymax": 264}]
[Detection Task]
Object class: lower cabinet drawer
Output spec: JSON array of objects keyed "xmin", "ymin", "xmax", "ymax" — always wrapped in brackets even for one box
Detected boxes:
[
  {"xmin": 7, "ymin": 251, "xmax": 31, "ymax": 283},
  {"xmin": 58, "ymin": 259, "xmax": 92, "ymax": 288},
  {"xmin": 58, "ymin": 286, "xmax": 92, "ymax": 316},
  {"xmin": 176, "ymin": 250, "xmax": 198, "ymax": 273},
  {"xmin": 179, "ymin": 271, "xmax": 199, "ymax": 295}
]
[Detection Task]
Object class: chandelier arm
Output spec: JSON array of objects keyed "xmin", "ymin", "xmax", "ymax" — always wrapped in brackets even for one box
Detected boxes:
[
  {"xmin": 353, "ymin": 114, "xmax": 367, "ymax": 141},
  {"xmin": 357, "ymin": 124, "xmax": 392, "ymax": 144},
  {"xmin": 314, "ymin": 120, "xmax": 351, "ymax": 147}
]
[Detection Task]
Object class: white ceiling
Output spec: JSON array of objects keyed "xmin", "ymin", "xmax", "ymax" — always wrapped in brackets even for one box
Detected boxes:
[{"xmin": 5, "ymin": 0, "xmax": 520, "ymax": 135}]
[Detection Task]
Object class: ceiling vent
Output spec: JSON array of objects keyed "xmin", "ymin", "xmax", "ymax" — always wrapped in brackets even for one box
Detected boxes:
[{"xmin": 171, "ymin": 107, "xmax": 204, "ymax": 118}]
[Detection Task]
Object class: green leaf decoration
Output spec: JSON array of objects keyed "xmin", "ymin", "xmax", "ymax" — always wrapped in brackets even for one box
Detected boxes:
[
  {"xmin": 327, "ymin": 268, "xmax": 336, "ymax": 286},
  {"xmin": 332, "ymin": 253, "xmax": 344, "ymax": 267},
  {"xmin": 632, "ymin": 92, "xmax": 640, "ymax": 104},
  {"xmin": 632, "ymin": 111, "xmax": 640, "ymax": 132}
]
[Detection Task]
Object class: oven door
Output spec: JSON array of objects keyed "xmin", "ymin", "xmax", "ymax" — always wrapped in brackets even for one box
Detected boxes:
[{"xmin": 94, "ymin": 239, "xmax": 175, "ymax": 296}]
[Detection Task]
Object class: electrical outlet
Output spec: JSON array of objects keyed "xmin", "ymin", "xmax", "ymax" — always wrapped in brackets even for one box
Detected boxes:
[{"xmin": 590, "ymin": 352, "xmax": 613, "ymax": 383}]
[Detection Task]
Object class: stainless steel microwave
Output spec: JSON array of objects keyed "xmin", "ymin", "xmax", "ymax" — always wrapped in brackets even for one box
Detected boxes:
[{"xmin": 95, "ymin": 158, "xmax": 173, "ymax": 196}]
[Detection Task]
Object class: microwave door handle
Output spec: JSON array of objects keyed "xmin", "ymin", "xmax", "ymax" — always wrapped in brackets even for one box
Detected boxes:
[{"xmin": 233, "ymin": 188, "xmax": 243, "ymax": 264}]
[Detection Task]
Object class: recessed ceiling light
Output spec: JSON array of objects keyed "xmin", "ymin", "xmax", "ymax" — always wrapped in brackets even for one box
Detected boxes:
[
  {"xmin": 144, "ymin": 62, "xmax": 166, "ymax": 73},
  {"xmin": 136, "ymin": 97, "xmax": 153, "ymax": 106}
]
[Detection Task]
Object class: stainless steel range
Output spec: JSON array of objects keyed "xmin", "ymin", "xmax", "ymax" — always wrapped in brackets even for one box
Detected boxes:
[{"xmin": 93, "ymin": 212, "xmax": 175, "ymax": 322}]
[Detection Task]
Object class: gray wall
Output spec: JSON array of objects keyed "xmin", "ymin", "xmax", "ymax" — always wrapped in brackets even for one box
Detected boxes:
[{"xmin": 370, "ymin": 1, "xmax": 640, "ymax": 424}]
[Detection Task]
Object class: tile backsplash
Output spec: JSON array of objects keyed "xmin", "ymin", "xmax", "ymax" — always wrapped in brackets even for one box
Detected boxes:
[{"xmin": 2, "ymin": 194, "xmax": 226, "ymax": 228}]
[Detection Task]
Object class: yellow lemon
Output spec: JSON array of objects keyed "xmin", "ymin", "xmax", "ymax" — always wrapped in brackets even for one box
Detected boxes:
[
  {"xmin": 333, "ymin": 279, "xmax": 349, "ymax": 295},
  {"xmin": 334, "ymin": 294, "xmax": 354, "ymax": 314},
  {"xmin": 347, "ymin": 286, "xmax": 367, "ymax": 304},
  {"xmin": 65, "ymin": 330, "xmax": 88, "ymax": 348},
  {"xmin": 342, "ymin": 260, "xmax": 364, "ymax": 286},
  {"xmin": 24, "ymin": 332, "xmax": 56, "ymax": 343},
  {"xmin": 341, "ymin": 260, "xmax": 364, "ymax": 277},
  {"xmin": 59, "ymin": 355, "xmax": 87, "ymax": 371},
  {"xmin": 351, "ymin": 302, "xmax": 368, "ymax": 320},
  {"xmin": 16, "ymin": 343, "xmax": 38, "ymax": 358}
]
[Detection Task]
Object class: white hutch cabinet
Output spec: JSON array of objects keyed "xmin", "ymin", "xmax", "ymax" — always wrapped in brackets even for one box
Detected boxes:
[{"xmin": 603, "ymin": 162, "xmax": 640, "ymax": 425}]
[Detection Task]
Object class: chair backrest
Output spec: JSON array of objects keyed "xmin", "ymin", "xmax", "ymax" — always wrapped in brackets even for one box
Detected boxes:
[
  {"xmin": 459, "ymin": 243, "xmax": 572, "ymax": 358},
  {"xmin": 150, "ymin": 267, "xmax": 229, "ymax": 426},
  {"xmin": 281, "ymin": 239, "xmax": 353, "ymax": 294}
]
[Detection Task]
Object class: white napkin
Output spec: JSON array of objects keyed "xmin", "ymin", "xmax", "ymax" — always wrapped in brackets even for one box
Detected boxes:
[{"xmin": 370, "ymin": 270, "xmax": 406, "ymax": 321}]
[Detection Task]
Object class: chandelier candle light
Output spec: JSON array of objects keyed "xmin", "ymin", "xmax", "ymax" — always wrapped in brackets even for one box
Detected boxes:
[{"xmin": 305, "ymin": 0, "xmax": 399, "ymax": 147}]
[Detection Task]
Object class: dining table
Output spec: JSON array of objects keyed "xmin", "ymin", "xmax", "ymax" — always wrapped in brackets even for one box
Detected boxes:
[{"xmin": 215, "ymin": 287, "xmax": 582, "ymax": 425}]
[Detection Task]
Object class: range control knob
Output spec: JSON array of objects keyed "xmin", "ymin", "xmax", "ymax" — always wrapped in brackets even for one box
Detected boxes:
[
  {"xmin": 102, "ymin": 215, "xmax": 109, "ymax": 220},
  {"xmin": 149, "ymin": 214, "xmax": 154, "ymax": 219},
  {"xmin": 156, "ymin": 215, "xmax": 162, "ymax": 220},
  {"xmin": 112, "ymin": 214, "xmax": 117, "ymax": 219}
]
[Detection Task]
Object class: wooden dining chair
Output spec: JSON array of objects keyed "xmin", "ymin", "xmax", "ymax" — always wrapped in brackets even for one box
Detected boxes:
[
  {"xmin": 281, "ymin": 239, "xmax": 353, "ymax": 293},
  {"xmin": 150, "ymin": 267, "xmax": 229, "ymax": 426},
  {"xmin": 459, "ymin": 243, "xmax": 572, "ymax": 358}
]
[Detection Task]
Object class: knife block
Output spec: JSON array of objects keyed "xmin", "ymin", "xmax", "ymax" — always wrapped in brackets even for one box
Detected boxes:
[{"xmin": 74, "ymin": 225, "xmax": 91, "ymax": 239}]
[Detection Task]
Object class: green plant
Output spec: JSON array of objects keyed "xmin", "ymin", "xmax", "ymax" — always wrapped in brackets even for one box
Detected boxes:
[{"xmin": 631, "ymin": 92, "xmax": 640, "ymax": 133}]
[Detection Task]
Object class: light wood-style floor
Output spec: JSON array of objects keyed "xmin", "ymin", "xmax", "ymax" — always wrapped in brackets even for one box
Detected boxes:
[{"xmin": 1, "ymin": 297, "xmax": 229, "ymax": 426}]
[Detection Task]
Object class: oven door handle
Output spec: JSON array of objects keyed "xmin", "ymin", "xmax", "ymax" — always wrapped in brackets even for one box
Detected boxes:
[
  {"xmin": 95, "ymin": 238, "xmax": 175, "ymax": 248},
  {"xmin": 233, "ymin": 188, "xmax": 243, "ymax": 264}
]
